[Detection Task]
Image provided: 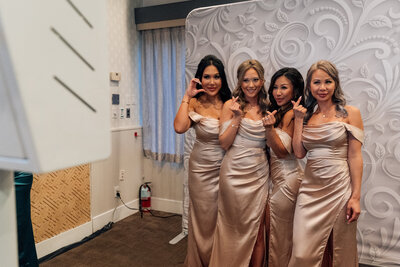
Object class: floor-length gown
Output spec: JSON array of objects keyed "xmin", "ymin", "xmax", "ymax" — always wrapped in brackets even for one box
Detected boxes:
[
  {"xmin": 289, "ymin": 121, "xmax": 364, "ymax": 267},
  {"xmin": 210, "ymin": 118, "xmax": 269, "ymax": 267},
  {"xmin": 267, "ymin": 128, "xmax": 303, "ymax": 267},
  {"xmin": 185, "ymin": 111, "xmax": 225, "ymax": 267}
]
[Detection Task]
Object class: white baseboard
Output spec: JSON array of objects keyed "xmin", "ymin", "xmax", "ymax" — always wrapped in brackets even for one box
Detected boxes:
[
  {"xmin": 35, "ymin": 198, "xmax": 181, "ymax": 259},
  {"xmin": 35, "ymin": 221, "xmax": 92, "ymax": 259},
  {"xmin": 36, "ymin": 199, "xmax": 138, "ymax": 259},
  {"xmin": 151, "ymin": 197, "xmax": 182, "ymax": 215},
  {"xmin": 92, "ymin": 199, "xmax": 139, "ymax": 232}
]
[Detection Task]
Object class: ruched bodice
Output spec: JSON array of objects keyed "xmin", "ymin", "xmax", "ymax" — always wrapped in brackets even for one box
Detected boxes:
[
  {"xmin": 210, "ymin": 118, "xmax": 268, "ymax": 267},
  {"xmin": 221, "ymin": 118, "xmax": 266, "ymax": 148},
  {"xmin": 189, "ymin": 111, "xmax": 220, "ymax": 146},
  {"xmin": 185, "ymin": 111, "xmax": 224, "ymax": 267},
  {"xmin": 268, "ymin": 128, "xmax": 304, "ymax": 267},
  {"xmin": 270, "ymin": 129, "xmax": 303, "ymax": 201},
  {"xmin": 303, "ymin": 121, "xmax": 364, "ymax": 161},
  {"xmin": 289, "ymin": 121, "xmax": 364, "ymax": 267}
]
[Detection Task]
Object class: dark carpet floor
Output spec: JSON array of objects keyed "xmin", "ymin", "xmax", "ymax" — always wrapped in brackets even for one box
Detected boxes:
[
  {"xmin": 39, "ymin": 211, "xmax": 187, "ymax": 267},
  {"xmin": 38, "ymin": 210, "xmax": 375, "ymax": 267}
]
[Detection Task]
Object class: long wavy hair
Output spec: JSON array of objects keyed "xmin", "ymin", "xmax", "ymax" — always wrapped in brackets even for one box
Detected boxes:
[
  {"xmin": 304, "ymin": 60, "xmax": 347, "ymax": 124},
  {"xmin": 268, "ymin": 67, "xmax": 305, "ymax": 127},
  {"xmin": 232, "ymin": 59, "xmax": 268, "ymax": 116},
  {"xmin": 194, "ymin": 55, "xmax": 231, "ymax": 103}
]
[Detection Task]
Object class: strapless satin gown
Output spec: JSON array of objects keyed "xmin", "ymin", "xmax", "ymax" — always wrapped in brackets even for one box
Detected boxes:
[
  {"xmin": 289, "ymin": 121, "xmax": 364, "ymax": 267},
  {"xmin": 185, "ymin": 111, "xmax": 225, "ymax": 267},
  {"xmin": 267, "ymin": 128, "xmax": 304, "ymax": 267},
  {"xmin": 209, "ymin": 118, "xmax": 269, "ymax": 267}
]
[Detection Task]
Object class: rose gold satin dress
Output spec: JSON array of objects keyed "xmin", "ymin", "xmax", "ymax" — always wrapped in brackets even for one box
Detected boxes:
[
  {"xmin": 288, "ymin": 121, "xmax": 364, "ymax": 267},
  {"xmin": 209, "ymin": 118, "xmax": 269, "ymax": 267},
  {"xmin": 268, "ymin": 128, "xmax": 304, "ymax": 267},
  {"xmin": 185, "ymin": 111, "xmax": 225, "ymax": 267}
]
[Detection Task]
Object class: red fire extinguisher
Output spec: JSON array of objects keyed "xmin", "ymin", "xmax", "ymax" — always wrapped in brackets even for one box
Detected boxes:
[{"xmin": 139, "ymin": 182, "xmax": 151, "ymax": 218}]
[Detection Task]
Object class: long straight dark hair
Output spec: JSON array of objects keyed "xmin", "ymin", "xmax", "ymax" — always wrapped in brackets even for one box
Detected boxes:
[
  {"xmin": 267, "ymin": 67, "xmax": 304, "ymax": 127},
  {"xmin": 194, "ymin": 55, "xmax": 231, "ymax": 103}
]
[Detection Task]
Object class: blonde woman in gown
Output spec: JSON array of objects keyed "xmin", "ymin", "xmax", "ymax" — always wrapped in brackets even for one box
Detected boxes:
[
  {"xmin": 262, "ymin": 68, "xmax": 305, "ymax": 267},
  {"xmin": 174, "ymin": 55, "xmax": 231, "ymax": 267},
  {"xmin": 289, "ymin": 60, "xmax": 364, "ymax": 267},
  {"xmin": 209, "ymin": 60, "xmax": 269, "ymax": 267}
]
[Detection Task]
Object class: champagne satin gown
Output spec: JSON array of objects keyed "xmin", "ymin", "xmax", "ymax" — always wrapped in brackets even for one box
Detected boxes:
[
  {"xmin": 267, "ymin": 128, "xmax": 304, "ymax": 267},
  {"xmin": 210, "ymin": 118, "xmax": 269, "ymax": 267},
  {"xmin": 185, "ymin": 111, "xmax": 225, "ymax": 267},
  {"xmin": 289, "ymin": 121, "xmax": 364, "ymax": 267}
]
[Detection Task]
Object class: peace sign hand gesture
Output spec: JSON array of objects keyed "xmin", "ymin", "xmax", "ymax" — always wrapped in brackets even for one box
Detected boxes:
[
  {"xmin": 262, "ymin": 110, "xmax": 277, "ymax": 128},
  {"xmin": 230, "ymin": 96, "xmax": 243, "ymax": 118},
  {"xmin": 185, "ymin": 78, "xmax": 205, "ymax": 98},
  {"xmin": 291, "ymin": 96, "xmax": 306, "ymax": 119}
]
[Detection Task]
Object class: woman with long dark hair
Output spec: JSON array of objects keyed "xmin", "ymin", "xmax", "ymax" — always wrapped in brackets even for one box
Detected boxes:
[
  {"xmin": 289, "ymin": 60, "xmax": 364, "ymax": 267},
  {"xmin": 262, "ymin": 67, "xmax": 305, "ymax": 267},
  {"xmin": 174, "ymin": 54, "xmax": 231, "ymax": 266},
  {"xmin": 210, "ymin": 59, "xmax": 269, "ymax": 267}
]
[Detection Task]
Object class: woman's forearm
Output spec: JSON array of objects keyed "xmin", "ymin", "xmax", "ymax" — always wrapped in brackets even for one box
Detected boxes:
[
  {"xmin": 292, "ymin": 118, "xmax": 306, "ymax": 158},
  {"xmin": 174, "ymin": 95, "xmax": 192, "ymax": 134},
  {"xmin": 265, "ymin": 127, "xmax": 288, "ymax": 158},
  {"xmin": 219, "ymin": 115, "xmax": 241, "ymax": 150}
]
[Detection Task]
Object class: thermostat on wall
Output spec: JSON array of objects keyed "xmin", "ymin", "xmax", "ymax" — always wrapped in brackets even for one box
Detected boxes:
[{"xmin": 110, "ymin": 72, "xmax": 121, "ymax": 81}]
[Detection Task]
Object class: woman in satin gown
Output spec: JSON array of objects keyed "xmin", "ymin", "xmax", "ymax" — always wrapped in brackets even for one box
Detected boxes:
[
  {"xmin": 289, "ymin": 60, "xmax": 364, "ymax": 267},
  {"xmin": 262, "ymin": 68, "xmax": 305, "ymax": 267},
  {"xmin": 209, "ymin": 59, "xmax": 269, "ymax": 267},
  {"xmin": 174, "ymin": 55, "xmax": 231, "ymax": 267}
]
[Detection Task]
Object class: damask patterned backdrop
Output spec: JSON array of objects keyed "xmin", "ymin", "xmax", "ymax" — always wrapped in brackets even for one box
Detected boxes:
[{"xmin": 185, "ymin": 0, "xmax": 400, "ymax": 266}]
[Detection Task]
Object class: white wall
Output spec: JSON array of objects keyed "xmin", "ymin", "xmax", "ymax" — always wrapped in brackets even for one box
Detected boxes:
[
  {"xmin": 91, "ymin": 0, "xmax": 143, "ymax": 223},
  {"xmin": 92, "ymin": 0, "xmax": 184, "ymax": 223},
  {"xmin": 143, "ymin": 158, "xmax": 184, "ymax": 213}
]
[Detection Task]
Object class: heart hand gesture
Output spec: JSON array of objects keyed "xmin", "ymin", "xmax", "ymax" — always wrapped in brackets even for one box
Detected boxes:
[
  {"xmin": 185, "ymin": 78, "xmax": 205, "ymax": 98},
  {"xmin": 291, "ymin": 96, "xmax": 306, "ymax": 119}
]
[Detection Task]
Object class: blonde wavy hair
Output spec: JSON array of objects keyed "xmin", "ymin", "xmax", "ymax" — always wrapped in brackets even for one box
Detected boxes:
[{"xmin": 232, "ymin": 59, "xmax": 269, "ymax": 116}]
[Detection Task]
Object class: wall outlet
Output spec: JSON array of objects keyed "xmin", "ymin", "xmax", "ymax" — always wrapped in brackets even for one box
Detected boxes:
[
  {"xmin": 114, "ymin": 185, "xmax": 120, "ymax": 198},
  {"xmin": 119, "ymin": 169, "xmax": 125, "ymax": 181}
]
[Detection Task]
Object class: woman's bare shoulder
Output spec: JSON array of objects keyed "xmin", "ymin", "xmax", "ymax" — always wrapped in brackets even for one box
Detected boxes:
[{"xmin": 345, "ymin": 105, "xmax": 363, "ymax": 129}]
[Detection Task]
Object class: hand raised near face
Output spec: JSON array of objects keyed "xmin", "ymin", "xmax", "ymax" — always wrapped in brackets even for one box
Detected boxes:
[
  {"xmin": 262, "ymin": 110, "xmax": 277, "ymax": 128},
  {"xmin": 230, "ymin": 96, "xmax": 243, "ymax": 118},
  {"xmin": 291, "ymin": 96, "xmax": 306, "ymax": 119},
  {"xmin": 185, "ymin": 78, "xmax": 206, "ymax": 98}
]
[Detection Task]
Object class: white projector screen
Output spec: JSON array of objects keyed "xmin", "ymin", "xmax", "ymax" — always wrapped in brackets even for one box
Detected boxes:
[{"xmin": 0, "ymin": 0, "xmax": 110, "ymax": 173}]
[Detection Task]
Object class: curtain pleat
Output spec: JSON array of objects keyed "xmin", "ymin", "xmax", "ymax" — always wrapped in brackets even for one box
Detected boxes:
[{"xmin": 141, "ymin": 27, "xmax": 186, "ymax": 163}]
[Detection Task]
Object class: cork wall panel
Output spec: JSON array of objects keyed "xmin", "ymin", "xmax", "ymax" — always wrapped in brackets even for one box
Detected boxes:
[{"xmin": 30, "ymin": 165, "xmax": 91, "ymax": 243}]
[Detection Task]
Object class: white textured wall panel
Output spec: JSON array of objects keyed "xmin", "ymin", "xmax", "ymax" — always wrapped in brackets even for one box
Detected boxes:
[{"xmin": 186, "ymin": 1, "xmax": 400, "ymax": 265}]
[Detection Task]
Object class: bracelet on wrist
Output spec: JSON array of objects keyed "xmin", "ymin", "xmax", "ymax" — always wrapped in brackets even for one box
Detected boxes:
[{"xmin": 231, "ymin": 124, "xmax": 239, "ymax": 128}]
